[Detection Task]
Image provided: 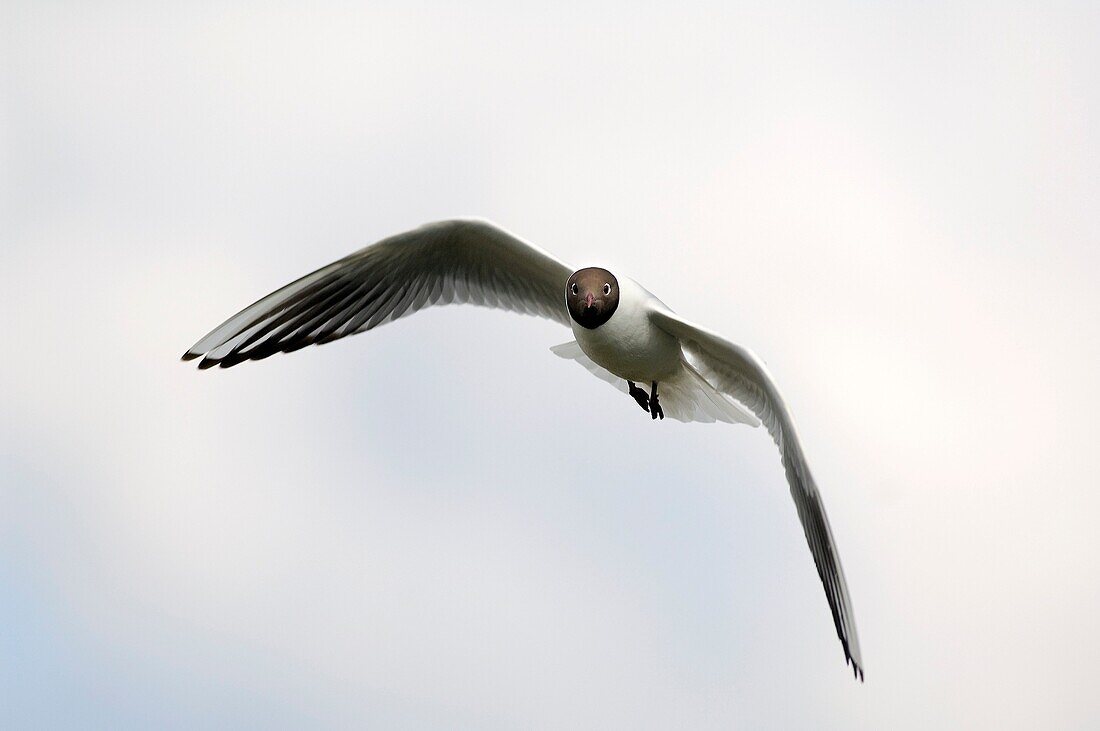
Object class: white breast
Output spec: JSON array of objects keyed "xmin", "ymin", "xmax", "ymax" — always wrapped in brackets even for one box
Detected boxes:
[{"xmin": 570, "ymin": 276, "xmax": 683, "ymax": 382}]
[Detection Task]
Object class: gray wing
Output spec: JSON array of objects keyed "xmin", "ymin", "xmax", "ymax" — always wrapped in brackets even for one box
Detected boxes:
[
  {"xmin": 183, "ymin": 219, "xmax": 573, "ymax": 369},
  {"xmin": 650, "ymin": 307, "xmax": 864, "ymax": 681}
]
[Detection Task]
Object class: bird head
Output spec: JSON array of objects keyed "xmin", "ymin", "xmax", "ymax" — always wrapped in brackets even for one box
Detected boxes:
[{"xmin": 566, "ymin": 267, "xmax": 619, "ymax": 329}]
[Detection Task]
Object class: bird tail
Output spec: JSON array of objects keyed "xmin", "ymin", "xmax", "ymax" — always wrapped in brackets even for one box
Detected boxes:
[{"xmin": 550, "ymin": 341, "xmax": 759, "ymax": 426}]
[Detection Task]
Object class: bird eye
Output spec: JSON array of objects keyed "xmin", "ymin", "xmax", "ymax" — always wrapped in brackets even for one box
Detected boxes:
[
  {"xmin": 603, "ymin": 283, "xmax": 611, "ymax": 295},
  {"xmin": 570, "ymin": 283, "xmax": 578, "ymax": 295}
]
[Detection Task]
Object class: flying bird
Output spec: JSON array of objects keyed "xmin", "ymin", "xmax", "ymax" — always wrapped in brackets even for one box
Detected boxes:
[{"xmin": 182, "ymin": 219, "xmax": 864, "ymax": 680}]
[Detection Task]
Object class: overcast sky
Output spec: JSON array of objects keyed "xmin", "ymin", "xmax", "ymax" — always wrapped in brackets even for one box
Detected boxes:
[{"xmin": 2, "ymin": 2, "xmax": 1099, "ymax": 728}]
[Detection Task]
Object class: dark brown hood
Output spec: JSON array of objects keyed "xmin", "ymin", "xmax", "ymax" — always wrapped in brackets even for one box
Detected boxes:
[{"xmin": 566, "ymin": 268, "xmax": 619, "ymax": 329}]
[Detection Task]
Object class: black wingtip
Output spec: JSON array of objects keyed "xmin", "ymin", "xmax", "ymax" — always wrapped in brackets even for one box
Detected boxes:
[
  {"xmin": 181, "ymin": 351, "xmax": 201, "ymax": 362},
  {"xmin": 197, "ymin": 357, "xmax": 219, "ymax": 370}
]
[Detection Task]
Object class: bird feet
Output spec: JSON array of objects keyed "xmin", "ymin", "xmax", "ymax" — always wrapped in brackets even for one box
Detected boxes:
[
  {"xmin": 649, "ymin": 381, "xmax": 664, "ymax": 420},
  {"xmin": 649, "ymin": 392, "xmax": 664, "ymax": 420},
  {"xmin": 627, "ymin": 381, "xmax": 664, "ymax": 420},
  {"xmin": 627, "ymin": 381, "xmax": 651, "ymax": 413}
]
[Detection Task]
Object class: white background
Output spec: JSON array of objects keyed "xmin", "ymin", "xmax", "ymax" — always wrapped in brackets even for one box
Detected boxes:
[{"xmin": 3, "ymin": 2, "xmax": 1098, "ymax": 728}]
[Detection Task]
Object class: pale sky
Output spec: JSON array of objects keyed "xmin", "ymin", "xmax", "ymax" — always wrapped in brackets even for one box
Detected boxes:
[{"xmin": 2, "ymin": 2, "xmax": 1099, "ymax": 728}]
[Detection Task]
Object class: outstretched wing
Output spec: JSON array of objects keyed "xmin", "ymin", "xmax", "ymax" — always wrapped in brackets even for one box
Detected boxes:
[
  {"xmin": 650, "ymin": 307, "xmax": 864, "ymax": 680},
  {"xmin": 183, "ymin": 219, "xmax": 573, "ymax": 369}
]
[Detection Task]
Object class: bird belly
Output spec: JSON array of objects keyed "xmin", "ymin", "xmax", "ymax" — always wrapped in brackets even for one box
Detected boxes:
[{"xmin": 571, "ymin": 308, "xmax": 682, "ymax": 383}]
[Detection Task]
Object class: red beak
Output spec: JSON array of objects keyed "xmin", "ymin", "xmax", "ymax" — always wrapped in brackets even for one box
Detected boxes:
[{"xmin": 584, "ymin": 292, "xmax": 595, "ymax": 308}]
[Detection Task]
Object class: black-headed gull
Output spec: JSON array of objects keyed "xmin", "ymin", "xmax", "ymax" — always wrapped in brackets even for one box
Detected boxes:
[{"xmin": 183, "ymin": 219, "xmax": 864, "ymax": 680}]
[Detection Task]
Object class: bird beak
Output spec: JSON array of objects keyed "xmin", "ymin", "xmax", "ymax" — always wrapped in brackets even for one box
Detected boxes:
[{"xmin": 584, "ymin": 292, "xmax": 595, "ymax": 308}]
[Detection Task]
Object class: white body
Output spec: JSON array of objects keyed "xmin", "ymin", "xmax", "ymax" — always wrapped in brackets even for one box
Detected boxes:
[
  {"xmin": 569, "ymin": 276, "xmax": 682, "ymax": 383},
  {"xmin": 558, "ymin": 276, "xmax": 758, "ymax": 426}
]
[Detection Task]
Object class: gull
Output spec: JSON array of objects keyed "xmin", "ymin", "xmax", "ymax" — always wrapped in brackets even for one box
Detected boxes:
[{"xmin": 182, "ymin": 219, "xmax": 864, "ymax": 680}]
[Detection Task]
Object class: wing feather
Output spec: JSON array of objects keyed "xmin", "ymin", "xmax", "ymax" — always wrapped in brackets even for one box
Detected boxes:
[
  {"xmin": 183, "ymin": 219, "xmax": 573, "ymax": 368},
  {"xmin": 650, "ymin": 307, "xmax": 864, "ymax": 680}
]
